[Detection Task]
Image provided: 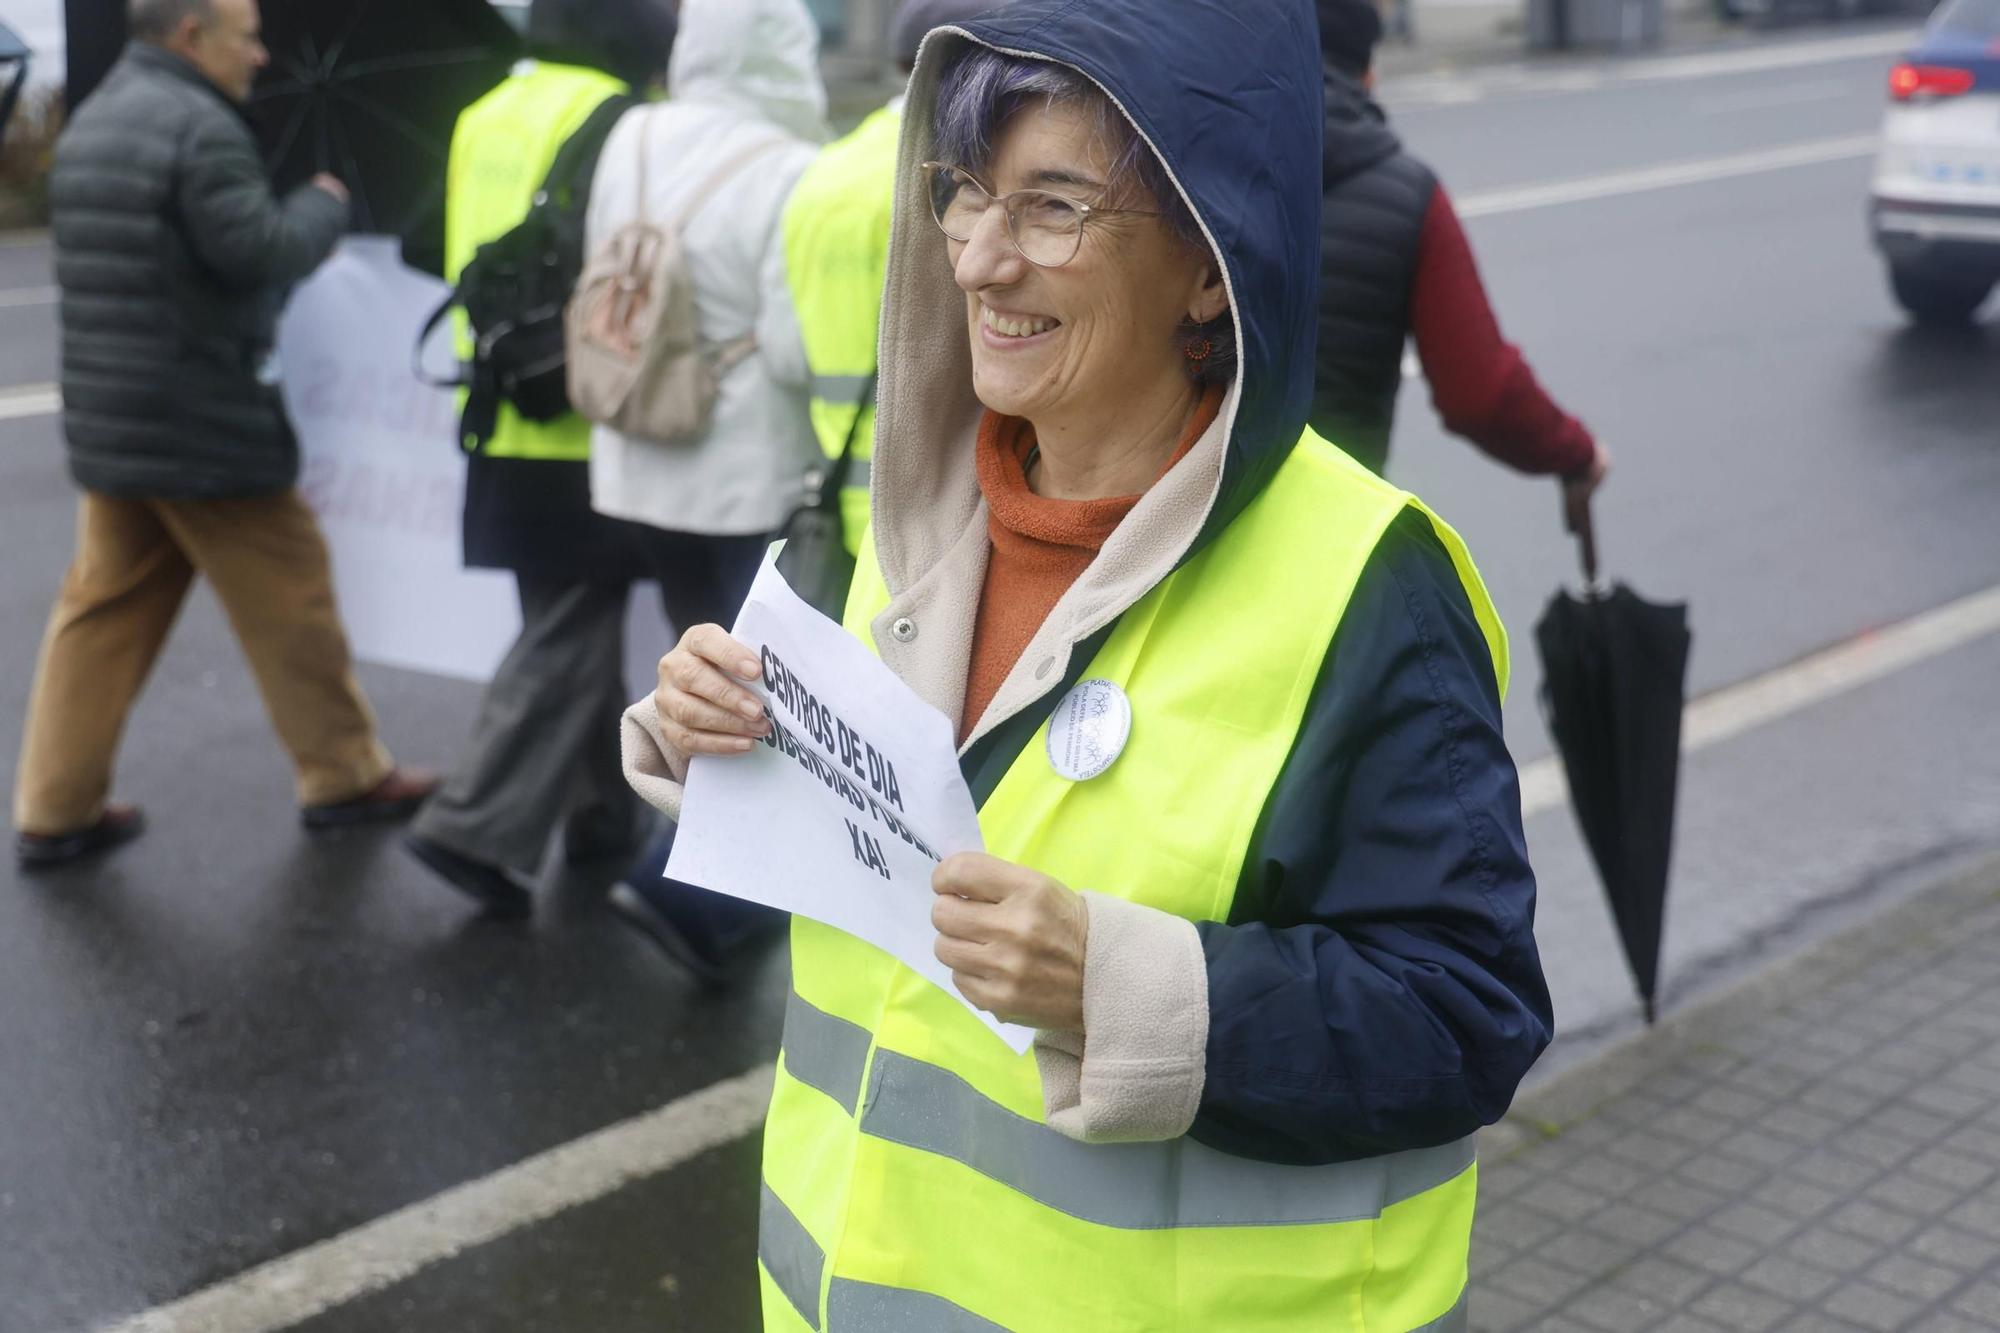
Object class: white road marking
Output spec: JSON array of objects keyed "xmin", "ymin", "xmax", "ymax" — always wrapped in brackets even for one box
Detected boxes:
[
  {"xmin": 1387, "ymin": 27, "xmax": 1914, "ymax": 107},
  {"xmin": 1456, "ymin": 133, "xmax": 1878, "ymax": 218},
  {"xmin": 0, "ymin": 285, "xmax": 57, "ymax": 308},
  {"xmin": 0, "ymin": 382, "xmax": 59, "ymax": 420},
  {"xmin": 1518, "ymin": 580, "xmax": 2000, "ymax": 817},
  {"xmin": 94, "ymin": 1063, "xmax": 777, "ymax": 1333}
]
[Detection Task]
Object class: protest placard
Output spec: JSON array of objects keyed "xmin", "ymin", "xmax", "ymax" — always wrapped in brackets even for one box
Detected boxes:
[
  {"xmin": 666, "ymin": 556, "xmax": 1032, "ymax": 1052},
  {"xmin": 275, "ymin": 237, "xmax": 675, "ymax": 691}
]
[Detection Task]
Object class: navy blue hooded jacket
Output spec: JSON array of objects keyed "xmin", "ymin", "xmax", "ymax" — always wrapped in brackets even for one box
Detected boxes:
[{"xmin": 935, "ymin": 0, "xmax": 1554, "ymax": 1165}]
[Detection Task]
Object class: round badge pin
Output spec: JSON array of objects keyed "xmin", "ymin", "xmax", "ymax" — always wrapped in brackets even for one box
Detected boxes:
[{"xmin": 1046, "ymin": 678, "xmax": 1133, "ymax": 782}]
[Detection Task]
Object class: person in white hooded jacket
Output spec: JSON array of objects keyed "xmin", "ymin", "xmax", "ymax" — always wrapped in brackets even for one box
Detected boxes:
[
  {"xmin": 585, "ymin": 0, "xmax": 827, "ymax": 588},
  {"xmin": 588, "ymin": 0, "xmax": 828, "ymax": 972}
]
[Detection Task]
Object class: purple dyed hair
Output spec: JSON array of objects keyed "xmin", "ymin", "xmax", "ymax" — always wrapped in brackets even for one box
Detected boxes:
[{"xmin": 931, "ymin": 44, "xmax": 1236, "ymax": 385}]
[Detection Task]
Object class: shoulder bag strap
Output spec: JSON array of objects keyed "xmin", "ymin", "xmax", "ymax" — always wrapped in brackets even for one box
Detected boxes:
[
  {"xmin": 412, "ymin": 290, "xmax": 467, "ymax": 389},
  {"xmin": 823, "ymin": 370, "xmax": 878, "ymax": 499}
]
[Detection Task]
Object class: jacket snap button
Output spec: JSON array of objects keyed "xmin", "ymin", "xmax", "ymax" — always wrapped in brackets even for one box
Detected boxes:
[
  {"xmin": 1035, "ymin": 658, "xmax": 1054, "ymax": 680},
  {"xmin": 891, "ymin": 617, "xmax": 917, "ymax": 643}
]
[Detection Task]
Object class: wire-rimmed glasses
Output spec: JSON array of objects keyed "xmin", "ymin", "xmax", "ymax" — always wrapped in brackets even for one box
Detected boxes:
[{"xmin": 921, "ymin": 161, "xmax": 1160, "ymax": 268}]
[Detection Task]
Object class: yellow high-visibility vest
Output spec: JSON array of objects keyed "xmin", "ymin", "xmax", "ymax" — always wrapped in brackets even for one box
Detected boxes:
[
  {"xmin": 780, "ymin": 105, "xmax": 900, "ymax": 555},
  {"xmin": 443, "ymin": 62, "xmax": 626, "ymax": 461},
  {"xmin": 758, "ymin": 430, "xmax": 1508, "ymax": 1331}
]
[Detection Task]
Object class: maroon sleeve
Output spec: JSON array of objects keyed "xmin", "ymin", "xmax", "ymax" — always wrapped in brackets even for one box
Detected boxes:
[{"xmin": 1409, "ymin": 186, "xmax": 1597, "ymax": 477}]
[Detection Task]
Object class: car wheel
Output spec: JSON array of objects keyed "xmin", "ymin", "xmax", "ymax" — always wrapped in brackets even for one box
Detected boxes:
[{"xmin": 1889, "ymin": 267, "xmax": 1994, "ymax": 325}]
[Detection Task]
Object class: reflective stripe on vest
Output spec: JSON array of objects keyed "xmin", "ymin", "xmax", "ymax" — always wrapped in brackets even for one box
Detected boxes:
[
  {"xmin": 780, "ymin": 988, "xmax": 870, "ymax": 1114},
  {"xmin": 443, "ymin": 63, "xmax": 625, "ymax": 461},
  {"xmin": 820, "ymin": 1275, "xmax": 1466, "ymax": 1333},
  {"xmin": 810, "ymin": 373, "xmax": 874, "ymax": 406},
  {"xmin": 825, "ymin": 1278, "xmax": 1466, "ymax": 1333},
  {"xmin": 782, "ymin": 106, "xmax": 899, "ymax": 556},
  {"xmin": 781, "ymin": 990, "xmax": 1475, "ymax": 1229},
  {"xmin": 759, "ymin": 1182, "xmax": 825, "ymax": 1327},
  {"xmin": 761, "ymin": 431, "xmax": 1505, "ymax": 1331}
]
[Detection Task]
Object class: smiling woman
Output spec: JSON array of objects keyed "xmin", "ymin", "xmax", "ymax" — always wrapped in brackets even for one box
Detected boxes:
[
  {"xmin": 932, "ymin": 49, "xmax": 1236, "ymax": 404},
  {"xmin": 622, "ymin": 2, "xmax": 1553, "ymax": 1328}
]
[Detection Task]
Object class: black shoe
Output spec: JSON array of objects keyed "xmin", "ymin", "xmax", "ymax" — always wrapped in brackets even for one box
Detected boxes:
[
  {"xmin": 302, "ymin": 768, "xmax": 442, "ymax": 830},
  {"xmin": 17, "ymin": 805, "xmax": 147, "ymax": 870},
  {"xmin": 404, "ymin": 833, "xmax": 533, "ymax": 919},
  {"xmin": 606, "ymin": 881, "xmax": 737, "ymax": 985},
  {"xmin": 561, "ymin": 804, "xmax": 640, "ymax": 867}
]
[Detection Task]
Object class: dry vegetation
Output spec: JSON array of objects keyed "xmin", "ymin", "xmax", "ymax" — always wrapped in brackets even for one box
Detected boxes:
[{"xmin": 0, "ymin": 87, "xmax": 63, "ymax": 231}]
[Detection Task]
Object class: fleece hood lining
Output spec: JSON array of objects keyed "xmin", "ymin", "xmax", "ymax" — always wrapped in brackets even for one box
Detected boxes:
[{"xmin": 868, "ymin": 26, "xmax": 1250, "ymax": 750}]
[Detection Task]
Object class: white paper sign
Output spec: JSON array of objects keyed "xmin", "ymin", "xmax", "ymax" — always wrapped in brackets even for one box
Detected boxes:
[
  {"xmin": 666, "ymin": 555, "xmax": 1032, "ymax": 1052},
  {"xmin": 277, "ymin": 238, "xmax": 522, "ymax": 681},
  {"xmin": 276, "ymin": 237, "xmax": 676, "ymax": 691}
]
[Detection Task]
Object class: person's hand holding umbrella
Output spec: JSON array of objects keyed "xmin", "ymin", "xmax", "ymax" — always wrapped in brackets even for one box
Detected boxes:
[
  {"xmin": 1561, "ymin": 441, "xmax": 1612, "ymax": 577},
  {"xmin": 249, "ymin": 0, "xmax": 519, "ymax": 274}
]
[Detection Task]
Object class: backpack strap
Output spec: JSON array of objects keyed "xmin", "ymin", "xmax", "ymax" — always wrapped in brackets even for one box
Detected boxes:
[
  {"xmin": 541, "ymin": 91, "xmax": 641, "ymax": 213},
  {"xmin": 708, "ymin": 334, "xmax": 760, "ymax": 378},
  {"xmin": 668, "ymin": 135, "xmax": 795, "ymax": 234},
  {"xmin": 664, "ymin": 135, "xmax": 797, "ymax": 374}
]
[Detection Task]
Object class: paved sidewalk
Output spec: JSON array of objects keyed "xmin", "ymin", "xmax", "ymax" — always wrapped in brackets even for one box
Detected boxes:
[{"xmin": 1469, "ymin": 855, "xmax": 2000, "ymax": 1332}]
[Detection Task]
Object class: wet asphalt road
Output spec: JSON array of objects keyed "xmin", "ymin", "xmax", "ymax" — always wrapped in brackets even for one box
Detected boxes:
[{"xmin": 3, "ymin": 21, "xmax": 1999, "ymax": 1332}]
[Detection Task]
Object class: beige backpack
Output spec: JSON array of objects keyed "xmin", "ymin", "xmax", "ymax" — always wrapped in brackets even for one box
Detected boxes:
[{"xmin": 566, "ymin": 110, "xmax": 788, "ymax": 443}]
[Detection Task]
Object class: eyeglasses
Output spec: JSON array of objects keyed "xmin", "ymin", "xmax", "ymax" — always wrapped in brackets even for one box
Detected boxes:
[{"xmin": 921, "ymin": 161, "xmax": 1160, "ymax": 268}]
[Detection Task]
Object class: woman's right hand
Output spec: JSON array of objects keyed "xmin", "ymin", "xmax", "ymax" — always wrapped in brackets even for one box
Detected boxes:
[{"xmin": 653, "ymin": 624, "xmax": 770, "ymax": 780}]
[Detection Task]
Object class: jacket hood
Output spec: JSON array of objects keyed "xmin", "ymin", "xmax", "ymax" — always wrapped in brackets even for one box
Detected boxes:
[
  {"xmin": 872, "ymin": 0, "xmax": 1325, "ymax": 607},
  {"xmin": 1322, "ymin": 67, "xmax": 1401, "ymax": 186},
  {"xmin": 526, "ymin": 0, "xmax": 677, "ymax": 88},
  {"xmin": 667, "ymin": 0, "xmax": 829, "ymax": 143}
]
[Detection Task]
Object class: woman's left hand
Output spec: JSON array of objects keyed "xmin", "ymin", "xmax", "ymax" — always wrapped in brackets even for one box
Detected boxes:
[{"xmin": 932, "ymin": 852, "xmax": 1088, "ymax": 1031}]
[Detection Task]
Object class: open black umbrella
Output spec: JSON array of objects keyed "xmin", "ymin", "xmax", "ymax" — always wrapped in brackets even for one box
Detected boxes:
[
  {"xmin": 249, "ymin": 0, "xmax": 520, "ymax": 273},
  {"xmin": 1534, "ymin": 500, "xmax": 1691, "ymax": 1024}
]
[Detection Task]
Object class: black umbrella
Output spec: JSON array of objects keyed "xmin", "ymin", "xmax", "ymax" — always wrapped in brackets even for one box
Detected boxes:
[
  {"xmin": 1534, "ymin": 498, "xmax": 1691, "ymax": 1024},
  {"xmin": 249, "ymin": 0, "xmax": 520, "ymax": 273}
]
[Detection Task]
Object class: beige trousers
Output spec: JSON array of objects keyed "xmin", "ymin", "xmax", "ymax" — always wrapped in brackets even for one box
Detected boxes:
[{"xmin": 14, "ymin": 490, "xmax": 394, "ymax": 835}]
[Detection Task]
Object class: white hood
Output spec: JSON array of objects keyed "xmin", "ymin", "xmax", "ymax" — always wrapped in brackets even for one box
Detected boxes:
[{"xmin": 668, "ymin": 0, "xmax": 830, "ymax": 144}]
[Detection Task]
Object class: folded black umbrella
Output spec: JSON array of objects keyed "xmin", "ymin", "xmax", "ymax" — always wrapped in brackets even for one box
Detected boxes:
[
  {"xmin": 1534, "ymin": 500, "xmax": 1691, "ymax": 1024},
  {"xmin": 249, "ymin": 0, "xmax": 520, "ymax": 273}
]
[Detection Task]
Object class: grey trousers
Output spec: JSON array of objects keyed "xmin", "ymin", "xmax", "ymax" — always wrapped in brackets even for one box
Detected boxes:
[{"xmin": 413, "ymin": 576, "xmax": 632, "ymax": 876}]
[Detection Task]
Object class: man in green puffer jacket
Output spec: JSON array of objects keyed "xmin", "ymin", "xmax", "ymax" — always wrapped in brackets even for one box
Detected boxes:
[{"xmin": 14, "ymin": 0, "xmax": 437, "ymax": 870}]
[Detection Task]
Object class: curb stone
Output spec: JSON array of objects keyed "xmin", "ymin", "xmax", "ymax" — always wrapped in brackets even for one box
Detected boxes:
[{"xmin": 1480, "ymin": 846, "xmax": 2000, "ymax": 1165}]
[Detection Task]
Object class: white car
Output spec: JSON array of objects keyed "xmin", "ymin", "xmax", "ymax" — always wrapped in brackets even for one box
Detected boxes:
[{"xmin": 1870, "ymin": 0, "xmax": 2000, "ymax": 323}]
